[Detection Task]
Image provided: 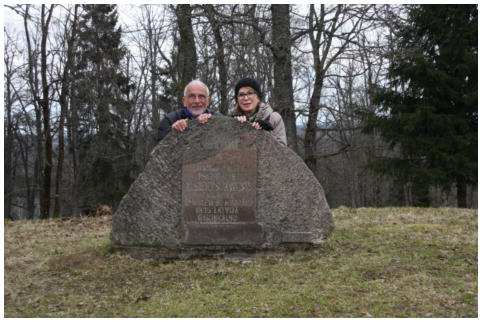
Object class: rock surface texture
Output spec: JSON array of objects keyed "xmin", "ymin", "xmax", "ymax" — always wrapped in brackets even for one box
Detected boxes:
[{"xmin": 110, "ymin": 116, "xmax": 334, "ymax": 259}]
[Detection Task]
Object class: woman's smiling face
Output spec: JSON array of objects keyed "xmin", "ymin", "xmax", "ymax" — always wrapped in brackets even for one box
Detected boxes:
[{"xmin": 237, "ymin": 86, "xmax": 260, "ymax": 117}]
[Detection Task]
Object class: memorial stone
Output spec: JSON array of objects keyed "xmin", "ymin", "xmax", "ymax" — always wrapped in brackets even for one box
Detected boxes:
[{"xmin": 110, "ymin": 116, "xmax": 334, "ymax": 259}]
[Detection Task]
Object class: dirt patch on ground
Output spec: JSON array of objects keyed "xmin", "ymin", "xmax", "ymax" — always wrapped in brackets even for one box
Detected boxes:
[{"xmin": 47, "ymin": 250, "xmax": 107, "ymax": 273}]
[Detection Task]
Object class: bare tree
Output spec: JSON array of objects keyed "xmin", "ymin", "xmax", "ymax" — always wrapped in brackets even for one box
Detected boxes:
[
  {"xmin": 202, "ymin": 5, "xmax": 229, "ymax": 115},
  {"xmin": 4, "ymin": 26, "xmax": 39, "ymax": 218},
  {"xmin": 174, "ymin": 4, "xmax": 197, "ymax": 106},
  {"xmin": 52, "ymin": 5, "xmax": 79, "ymax": 218},
  {"xmin": 38, "ymin": 5, "xmax": 55, "ymax": 219},
  {"xmin": 4, "ymin": 33, "xmax": 18, "ymax": 219},
  {"xmin": 271, "ymin": 4, "xmax": 298, "ymax": 152},
  {"xmin": 22, "ymin": 4, "xmax": 56, "ymax": 219},
  {"xmin": 303, "ymin": 4, "xmax": 373, "ymax": 173},
  {"xmin": 22, "ymin": 5, "xmax": 43, "ymax": 219},
  {"xmin": 312, "ymin": 6, "xmax": 403, "ymax": 207},
  {"xmin": 132, "ymin": 5, "xmax": 173, "ymax": 133}
]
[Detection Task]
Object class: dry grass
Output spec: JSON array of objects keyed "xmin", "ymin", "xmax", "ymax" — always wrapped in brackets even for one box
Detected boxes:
[{"xmin": 4, "ymin": 207, "xmax": 478, "ymax": 317}]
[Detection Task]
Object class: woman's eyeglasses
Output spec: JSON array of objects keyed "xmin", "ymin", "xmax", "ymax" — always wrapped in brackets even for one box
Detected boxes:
[{"xmin": 237, "ymin": 91, "xmax": 256, "ymax": 99}]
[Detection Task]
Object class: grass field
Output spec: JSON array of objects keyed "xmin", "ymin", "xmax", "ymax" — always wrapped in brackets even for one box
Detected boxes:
[{"xmin": 4, "ymin": 207, "xmax": 477, "ymax": 317}]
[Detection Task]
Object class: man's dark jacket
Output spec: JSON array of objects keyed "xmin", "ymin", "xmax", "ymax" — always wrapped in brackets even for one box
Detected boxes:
[{"xmin": 157, "ymin": 108, "xmax": 217, "ymax": 142}]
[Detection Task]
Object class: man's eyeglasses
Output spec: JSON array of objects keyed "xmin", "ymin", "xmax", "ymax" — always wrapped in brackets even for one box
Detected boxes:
[
  {"xmin": 237, "ymin": 91, "xmax": 256, "ymax": 99},
  {"xmin": 187, "ymin": 94, "xmax": 207, "ymax": 100}
]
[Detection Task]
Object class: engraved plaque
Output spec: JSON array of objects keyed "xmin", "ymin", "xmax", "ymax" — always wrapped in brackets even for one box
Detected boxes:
[{"xmin": 182, "ymin": 149, "xmax": 263, "ymax": 245}]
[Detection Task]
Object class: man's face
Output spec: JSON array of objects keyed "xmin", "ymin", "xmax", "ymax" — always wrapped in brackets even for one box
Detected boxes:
[{"xmin": 182, "ymin": 83, "xmax": 211, "ymax": 117}]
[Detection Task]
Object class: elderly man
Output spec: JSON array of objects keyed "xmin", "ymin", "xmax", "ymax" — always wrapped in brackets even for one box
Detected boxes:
[{"xmin": 157, "ymin": 80, "xmax": 216, "ymax": 141}]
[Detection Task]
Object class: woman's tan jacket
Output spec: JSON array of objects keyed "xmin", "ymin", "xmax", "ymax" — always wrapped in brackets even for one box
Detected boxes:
[{"xmin": 254, "ymin": 102, "xmax": 287, "ymax": 146}]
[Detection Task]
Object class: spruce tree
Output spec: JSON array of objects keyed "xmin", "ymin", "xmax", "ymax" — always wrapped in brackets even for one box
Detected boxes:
[
  {"xmin": 72, "ymin": 4, "xmax": 132, "ymax": 208},
  {"xmin": 364, "ymin": 5, "xmax": 477, "ymax": 207}
]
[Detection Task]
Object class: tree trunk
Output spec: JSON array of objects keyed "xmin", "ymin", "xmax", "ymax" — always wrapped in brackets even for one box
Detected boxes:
[
  {"xmin": 304, "ymin": 73, "xmax": 323, "ymax": 172},
  {"xmin": 404, "ymin": 183, "xmax": 412, "ymax": 206},
  {"xmin": 303, "ymin": 5, "xmax": 324, "ymax": 172},
  {"xmin": 271, "ymin": 4, "xmax": 298, "ymax": 153},
  {"xmin": 67, "ymin": 93, "xmax": 80, "ymax": 216},
  {"xmin": 39, "ymin": 5, "xmax": 54, "ymax": 219},
  {"xmin": 53, "ymin": 5, "xmax": 78, "ymax": 218},
  {"xmin": 204, "ymin": 5, "xmax": 228, "ymax": 115},
  {"xmin": 149, "ymin": 24, "xmax": 160, "ymax": 133},
  {"xmin": 15, "ymin": 128, "xmax": 36, "ymax": 219},
  {"xmin": 456, "ymin": 177, "xmax": 467, "ymax": 208},
  {"xmin": 24, "ymin": 5, "xmax": 44, "ymax": 219},
  {"xmin": 31, "ymin": 152, "xmax": 39, "ymax": 219},
  {"xmin": 4, "ymin": 58, "xmax": 14, "ymax": 219},
  {"xmin": 175, "ymin": 4, "xmax": 197, "ymax": 106}
]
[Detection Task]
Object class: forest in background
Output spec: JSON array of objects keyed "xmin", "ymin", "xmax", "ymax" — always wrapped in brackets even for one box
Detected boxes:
[{"xmin": 4, "ymin": 4, "xmax": 477, "ymax": 219}]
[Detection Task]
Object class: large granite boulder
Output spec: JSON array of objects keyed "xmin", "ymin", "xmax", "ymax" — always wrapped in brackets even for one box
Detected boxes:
[{"xmin": 110, "ymin": 116, "xmax": 333, "ymax": 259}]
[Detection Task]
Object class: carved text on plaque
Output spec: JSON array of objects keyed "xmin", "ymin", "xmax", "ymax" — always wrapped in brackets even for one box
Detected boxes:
[{"xmin": 181, "ymin": 148, "xmax": 263, "ymax": 245}]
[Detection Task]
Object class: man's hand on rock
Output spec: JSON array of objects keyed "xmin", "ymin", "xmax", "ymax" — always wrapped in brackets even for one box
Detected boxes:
[
  {"xmin": 172, "ymin": 118, "xmax": 188, "ymax": 132},
  {"xmin": 197, "ymin": 113, "xmax": 212, "ymax": 124}
]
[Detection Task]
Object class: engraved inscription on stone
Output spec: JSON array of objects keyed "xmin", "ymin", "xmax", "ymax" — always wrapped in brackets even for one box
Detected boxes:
[
  {"xmin": 182, "ymin": 149, "xmax": 256, "ymax": 223},
  {"xmin": 181, "ymin": 148, "xmax": 263, "ymax": 245}
]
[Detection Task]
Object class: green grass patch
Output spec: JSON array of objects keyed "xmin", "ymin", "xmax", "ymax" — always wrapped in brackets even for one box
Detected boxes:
[{"xmin": 4, "ymin": 207, "xmax": 477, "ymax": 317}]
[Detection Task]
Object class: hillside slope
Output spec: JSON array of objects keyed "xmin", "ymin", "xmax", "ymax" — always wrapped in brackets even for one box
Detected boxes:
[{"xmin": 4, "ymin": 207, "xmax": 477, "ymax": 317}]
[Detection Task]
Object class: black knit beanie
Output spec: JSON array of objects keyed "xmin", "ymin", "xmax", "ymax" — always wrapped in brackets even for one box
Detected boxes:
[{"xmin": 234, "ymin": 78, "xmax": 262, "ymax": 99}]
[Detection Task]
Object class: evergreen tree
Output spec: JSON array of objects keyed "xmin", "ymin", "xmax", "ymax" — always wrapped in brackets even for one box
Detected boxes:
[
  {"xmin": 71, "ymin": 4, "xmax": 133, "ymax": 208},
  {"xmin": 363, "ymin": 5, "xmax": 477, "ymax": 207}
]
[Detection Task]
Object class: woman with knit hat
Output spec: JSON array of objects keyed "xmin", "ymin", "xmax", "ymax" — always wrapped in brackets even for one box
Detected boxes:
[{"xmin": 232, "ymin": 77, "xmax": 287, "ymax": 145}]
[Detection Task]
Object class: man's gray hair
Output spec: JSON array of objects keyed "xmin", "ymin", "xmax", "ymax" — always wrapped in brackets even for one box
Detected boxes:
[{"xmin": 184, "ymin": 79, "xmax": 210, "ymax": 97}]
